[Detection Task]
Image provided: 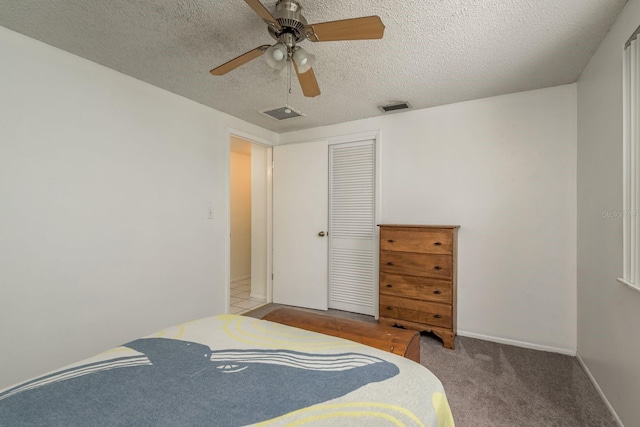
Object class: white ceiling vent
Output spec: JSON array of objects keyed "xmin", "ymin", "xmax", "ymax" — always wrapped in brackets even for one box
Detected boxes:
[
  {"xmin": 378, "ymin": 101, "xmax": 412, "ymax": 113},
  {"xmin": 260, "ymin": 105, "xmax": 305, "ymax": 121}
]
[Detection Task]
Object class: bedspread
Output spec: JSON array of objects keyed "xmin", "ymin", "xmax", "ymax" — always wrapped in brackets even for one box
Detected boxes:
[{"xmin": 0, "ymin": 314, "xmax": 454, "ymax": 426}]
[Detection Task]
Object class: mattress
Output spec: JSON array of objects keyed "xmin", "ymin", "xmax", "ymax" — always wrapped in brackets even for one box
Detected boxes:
[{"xmin": 0, "ymin": 314, "xmax": 454, "ymax": 426}]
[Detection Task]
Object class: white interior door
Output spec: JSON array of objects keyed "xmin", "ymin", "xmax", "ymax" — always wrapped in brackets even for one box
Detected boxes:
[
  {"xmin": 328, "ymin": 140, "xmax": 377, "ymax": 315},
  {"xmin": 272, "ymin": 140, "xmax": 329, "ymax": 310}
]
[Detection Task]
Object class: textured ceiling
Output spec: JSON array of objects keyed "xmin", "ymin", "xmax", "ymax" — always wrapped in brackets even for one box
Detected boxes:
[{"xmin": 0, "ymin": 0, "xmax": 628, "ymax": 133}]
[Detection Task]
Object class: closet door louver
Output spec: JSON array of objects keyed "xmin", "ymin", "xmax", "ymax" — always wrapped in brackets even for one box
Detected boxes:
[{"xmin": 328, "ymin": 140, "xmax": 376, "ymax": 315}]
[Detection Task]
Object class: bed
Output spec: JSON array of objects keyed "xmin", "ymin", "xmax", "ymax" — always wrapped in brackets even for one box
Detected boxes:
[{"xmin": 0, "ymin": 314, "xmax": 454, "ymax": 426}]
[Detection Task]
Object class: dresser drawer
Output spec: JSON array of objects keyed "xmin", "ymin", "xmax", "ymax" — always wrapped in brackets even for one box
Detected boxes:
[
  {"xmin": 380, "ymin": 294, "xmax": 452, "ymax": 329},
  {"xmin": 380, "ymin": 227, "xmax": 453, "ymax": 254},
  {"xmin": 380, "ymin": 272, "xmax": 452, "ymax": 304},
  {"xmin": 380, "ymin": 251, "xmax": 453, "ymax": 279}
]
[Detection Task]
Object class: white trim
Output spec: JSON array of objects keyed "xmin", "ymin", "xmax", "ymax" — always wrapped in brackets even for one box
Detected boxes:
[
  {"xmin": 226, "ymin": 128, "xmax": 277, "ymax": 314},
  {"xmin": 250, "ymin": 293, "xmax": 267, "ymax": 300},
  {"xmin": 227, "ymin": 128, "xmax": 276, "ymax": 147},
  {"xmin": 327, "ymin": 130, "xmax": 380, "ymax": 145},
  {"xmin": 457, "ymin": 330, "xmax": 576, "ymax": 356},
  {"xmin": 576, "ymin": 354, "xmax": 625, "ymax": 427},
  {"xmin": 622, "ymin": 43, "xmax": 639, "ymax": 287},
  {"xmin": 325, "ymin": 131, "xmax": 381, "ymax": 317},
  {"xmin": 329, "ymin": 132, "xmax": 382, "ymax": 318},
  {"xmin": 279, "ymin": 130, "xmax": 380, "ymax": 147},
  {"xmin": 375, "ymin": 131, "xmax": 382, "ymax": 320},
  {"xmin": 266, "ymin": 147, "xmax": 273, "ymax": 305},
  {"xmin": 224, "ymin": 130, "xmax": 231, "ymax": 314},
  {"xmin": 616, "ymin": 277, "xmax": 640, "ymax": 293}
]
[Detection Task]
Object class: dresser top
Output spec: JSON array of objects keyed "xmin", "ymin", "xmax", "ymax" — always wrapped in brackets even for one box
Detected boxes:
[{"xmin": 378, "ymin": 224, "xmax": 460, "ymax": 229}]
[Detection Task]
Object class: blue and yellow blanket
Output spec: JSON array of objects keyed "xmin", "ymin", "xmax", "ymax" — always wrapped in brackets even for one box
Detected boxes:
[{"xmin": 0, "ymin": 314, "xmax": 454, "ymax": 426}]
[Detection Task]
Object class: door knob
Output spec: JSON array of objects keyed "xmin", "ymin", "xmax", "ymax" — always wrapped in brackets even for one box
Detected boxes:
[{"xmin": 318, "ymin": 231, "xmax": 326, "ymax": 237}]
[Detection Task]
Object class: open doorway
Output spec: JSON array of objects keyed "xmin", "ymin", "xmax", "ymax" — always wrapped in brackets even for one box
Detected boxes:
[{"xmin": 229, "ymin": 136, "xmax": 272, "ymax": 314}]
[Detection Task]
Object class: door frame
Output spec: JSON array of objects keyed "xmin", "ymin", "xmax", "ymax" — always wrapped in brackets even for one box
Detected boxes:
[
  {"xmin": 328, "ymin": 138, "xmax": 377, "ymax": 316},
  {"xmin": 225, "ymin": 128, "xmax": 275, "ymax": 314},
  {"xmin": 277, "ymin": 130, "xmax": 381, "ymax": 316},
  {"xmin": 326, "ymin": 131, "xmax": 382, "ymax": 317}
]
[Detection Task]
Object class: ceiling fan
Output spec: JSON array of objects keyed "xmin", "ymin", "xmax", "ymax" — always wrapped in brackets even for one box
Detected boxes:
[{"xmin": 210, "ymin": 0, "xmax": 385, "ymax": 97}]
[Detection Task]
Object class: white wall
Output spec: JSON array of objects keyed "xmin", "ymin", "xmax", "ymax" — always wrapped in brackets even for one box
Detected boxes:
[
  {"xmin": 280, "ymin": 85, "xmax": 578, "ymax": 353},
  {"xmin": 577, "ymin": 0, "xmax": 640, "ymax": 424},
  {"xmin": 230, "ymin": 151, "xmax": 252, "ymax": 280},
  {"xmin": 0, "ymin": 17, "xmax": 585, "ymax": 396},
  {"xmin": 0, "ymin": 26, "xmax": 276, "ymax": 389}
]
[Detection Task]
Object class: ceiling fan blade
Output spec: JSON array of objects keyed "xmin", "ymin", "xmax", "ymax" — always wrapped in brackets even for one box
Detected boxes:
[
  {"xmin": 294, "ymin": 64, "xmax": 321, "ymax": 98},
  {"xmin": 306, "ymin": 16, "xmax": 384, "ymax": 42},
  {"xmin": 243, "ymin": 0, "xmax": 282, "ymax": 30},
  {"xmin": 210, "ymin": 45, "xmax": 270, "ymax": 76}
]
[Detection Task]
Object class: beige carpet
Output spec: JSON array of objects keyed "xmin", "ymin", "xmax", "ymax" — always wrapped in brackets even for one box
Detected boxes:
[{"xmin": 244, "ymin": 303, "xmax": 617, "ymax": 427}]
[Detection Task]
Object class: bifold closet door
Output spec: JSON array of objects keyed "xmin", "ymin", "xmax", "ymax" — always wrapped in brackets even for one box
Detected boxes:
[{"xmin": 328, "ymin": 140, "xmax": 376, "ymax": 316}]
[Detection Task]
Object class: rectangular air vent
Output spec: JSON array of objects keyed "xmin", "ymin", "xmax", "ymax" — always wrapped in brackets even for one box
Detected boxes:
[
  {"xmin": 260, "ymin": 105, "xmax": 305, "ymax": 121},
  {"xmin": 378, "ymin": 101, "xmax": 412, "ymax": 113}
]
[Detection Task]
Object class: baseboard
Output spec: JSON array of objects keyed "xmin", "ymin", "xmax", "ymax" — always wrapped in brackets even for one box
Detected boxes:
[
  {"xmin": 576, "ymin": 354, "xmax": 625, "ymax": 427},
  {"xmin": 250, "ymin": 293, "xmax": 266, "ymax": 300},
  {"xmin": 457, "ymin": 330, "xmax": 576, "ymax": 356},
  {"xmin": 231, "ymin": 275, "xmax": 251, "ymax": 282}
]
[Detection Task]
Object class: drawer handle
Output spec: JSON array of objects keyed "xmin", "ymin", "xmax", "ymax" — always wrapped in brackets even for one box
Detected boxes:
[
  {"xmin": 433, "ymin": 290, "xmax": 442, "ymax": 294},
  {"xmin": 387, "ymin": 262, "xmax": 394, "ymax": 266},
  {"xmin": 434, "ymin": 266, "xmax": 442, "ymax": 270},
  {"xmin": 434, "ymin": 242, "xmax": 442, "ymax": 246},
  {"xmin": 386, "ymin": 283, "xmax": 393, "ymax": 288},
  {"xmin": 386, "ymin": 306, "xmax": 393, "ymax": 310},
  {"xmin": 387, "ymin": 239, "xmax": 395, "ymax": 243},
  {"xmin": 434, "ymin": 314, "xmax": 442, "ymax": 319}
]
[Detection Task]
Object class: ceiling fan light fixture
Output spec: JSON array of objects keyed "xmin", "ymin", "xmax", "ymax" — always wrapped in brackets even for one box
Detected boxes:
[
  {"xmin": 292, "ymin": 47, "xmax": 315, "ymax": 74},
  {"xmin": 210, "ymin": 0, "xmax": 386, "ymax": 98},
  {"xmin": 265, "ymin": 43, "xmax": 288, "ymax": 70},
  {"xmin": 272, "ymin": 49, "xmax": 285, "ymax": 61}
]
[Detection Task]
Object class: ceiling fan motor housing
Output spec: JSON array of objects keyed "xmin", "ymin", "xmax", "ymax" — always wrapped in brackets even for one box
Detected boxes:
[
  {"xmin": 268, "ymin": 0, "xmax": 308, "ymax": 44},
  {"xmin": 211, "ymin": 0, "xmax": 384, "ymax": 98}
]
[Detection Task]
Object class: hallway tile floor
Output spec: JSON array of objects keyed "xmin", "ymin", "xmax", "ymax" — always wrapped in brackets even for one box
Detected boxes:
[{"xmin": 230, "ymin": 277, "xmax": 266, "ymax": 314}]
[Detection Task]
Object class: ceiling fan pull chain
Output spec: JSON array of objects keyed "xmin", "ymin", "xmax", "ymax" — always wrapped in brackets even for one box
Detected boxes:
[{"xmin": 287, "ymin": 59, "xmax": 292, "ymax": 106}]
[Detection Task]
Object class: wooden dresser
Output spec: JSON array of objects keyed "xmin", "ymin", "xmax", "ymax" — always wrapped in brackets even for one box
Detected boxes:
[{"xmin": 378, "ymin": 224, "xmax": 459, "ymax": 349}]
